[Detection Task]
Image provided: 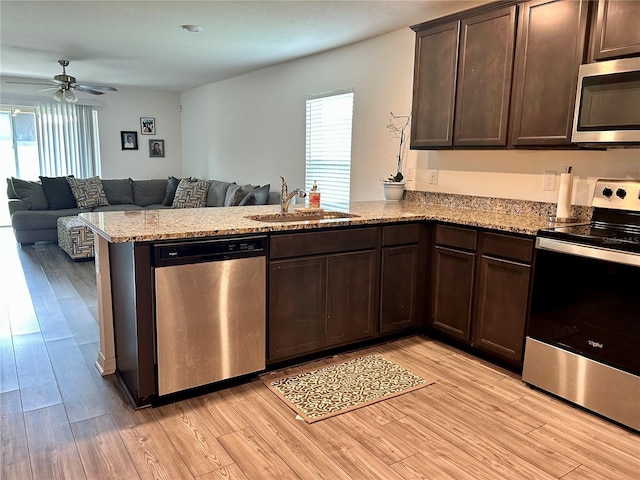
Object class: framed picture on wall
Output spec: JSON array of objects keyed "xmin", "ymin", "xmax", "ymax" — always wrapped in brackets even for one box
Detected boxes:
[
  {"xmin": 149, "ymin": 139, "xmax": 165, "ymax": 158},
  {"xmin": 140, "ymin": 117, "xmax": 155, "ymax": 135},
  {"xmin": 121, "ymin": 131, "xmax": 138, "ymax": 150}
]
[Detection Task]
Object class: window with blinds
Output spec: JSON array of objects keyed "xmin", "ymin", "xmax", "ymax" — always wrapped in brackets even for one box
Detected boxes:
[{"xmin": 305, "ymin": 90, "xmax": 353, "ymax": 211}]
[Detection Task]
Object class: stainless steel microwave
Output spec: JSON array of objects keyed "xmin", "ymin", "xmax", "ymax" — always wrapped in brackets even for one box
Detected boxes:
[{"xmin": 571, "ymin": 57, "xmax": 640, "ymax": 146}]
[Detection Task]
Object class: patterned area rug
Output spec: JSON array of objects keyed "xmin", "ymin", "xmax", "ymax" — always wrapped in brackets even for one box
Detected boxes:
[{"xmin": 263, "ymin": 354, "xmax": 434, "ymax": 423}]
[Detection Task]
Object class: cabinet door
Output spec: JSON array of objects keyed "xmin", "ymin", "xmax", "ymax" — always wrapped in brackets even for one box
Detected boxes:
[
  {"xmin": 325, "ymin": 251, "xmax": 377, "ymax": 347},
  {"xmin": 510, "ymin": 0, "xmax": 588, "ymax": 146},
  {"xmin": 380, "ymin": 245, "xmax": 419, "ymax": 334},
  {"xmin": 269, "ymin": 257, "xmax": 325, "ymax": 362},
  {"xmin": 591, "ymin": 0, "xmax": 640, "ymax": 61},
  {"xmin": 411, "ymin": 21, "xmax": 460, "ymax": 148},
  {"xmin": 474, "ymin": 255, "xmax": 530, "ymax": 365},
  {"xmin": 431, "ymin": 246, "xmax": 475, "ymax": 342},
  {"xmin": 454, "ymin": 6, "xmax": 516, "ymax": 146}
]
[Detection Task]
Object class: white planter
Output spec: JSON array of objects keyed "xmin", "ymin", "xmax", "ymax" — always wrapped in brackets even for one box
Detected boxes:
[{"xmin": 382, "ymin": 182, "xmax": 405, "ymax": 201}]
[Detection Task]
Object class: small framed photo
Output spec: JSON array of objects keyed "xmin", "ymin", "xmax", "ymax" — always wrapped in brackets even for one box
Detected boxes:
[
  {"xmin": 140, "ymin": 117, "xmax": 155, "ymax": 135},
  {"xmin": 121, "ymin": 131, "xmax": 138, "ymax": 150},
  {"xmin": 149, "ymin": 139, "xmax": 165, "ymax": 158}
]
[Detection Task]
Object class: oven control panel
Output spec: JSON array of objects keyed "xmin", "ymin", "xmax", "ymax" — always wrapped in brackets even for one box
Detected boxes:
[{"xmin": 592, "ymin": 179, "xmax": 640, "ymax": 211}]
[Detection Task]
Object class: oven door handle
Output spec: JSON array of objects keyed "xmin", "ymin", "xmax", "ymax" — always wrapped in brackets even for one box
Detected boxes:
[{"xmin": 536, "ymin": 237, "xmax": 640, "ymax": 267}]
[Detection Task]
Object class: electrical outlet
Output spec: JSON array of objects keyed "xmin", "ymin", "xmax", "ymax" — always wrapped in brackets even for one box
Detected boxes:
[
  {"xmin": 428, "ymin": 169, "xmax": 438, "ymax": 185},
  {"xmin": 406, "ymin": 167, "xmax": 415, "ymax": 181},
  {"xmin": 543, "ymin": 171, "xmax": 556, "ymax": 191}
]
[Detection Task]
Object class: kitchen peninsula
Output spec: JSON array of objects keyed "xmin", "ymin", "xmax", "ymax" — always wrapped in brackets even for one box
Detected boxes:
[{"xmin": 81, "ymin": 199, "xmax": 553, "ymax": 407}]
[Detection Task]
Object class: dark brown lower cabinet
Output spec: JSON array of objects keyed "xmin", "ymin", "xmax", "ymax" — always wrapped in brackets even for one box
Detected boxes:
[
  {"xmin": 430, "ymin": 225, "xmax": 533, "ymax": 367},
  {"xmin": 380, "ymin": 223, "xmax": 427, "ymax": 334},
  {"xmin": 269, "ymin": 250, "xmax": 376, "ymax": 362},
  {"xmin": 268, "ymin": 257, "xmax": 326, "ymax": 362},
  {"xmin": 431, "ymin": 245, "xmax": 475, "ymax": 342},
  {"xmin": 473, "ymin": 255, "xmax": 530, "ymax": 363},
  {"xmin": 325, "ymin": 251, "xmax": 377, "ymax": 347},
  {"xmin": 380, "ymin": 245, "xmax": 419, "ymax": 334}
]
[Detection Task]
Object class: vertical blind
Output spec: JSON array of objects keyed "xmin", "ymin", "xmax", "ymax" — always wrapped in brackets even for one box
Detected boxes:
[
  {"xmin": 36, "ymin": 102, "xmax": 101, "ymax": 178},
  {"xmin": 305, "ymin": 90, "xmax": 354, "ymax": 211}
]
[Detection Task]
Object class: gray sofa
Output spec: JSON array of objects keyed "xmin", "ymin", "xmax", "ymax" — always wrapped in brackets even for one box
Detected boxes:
[{"xmin": 7, "ymin": 176, "xmax": 278, "ymax": 245}]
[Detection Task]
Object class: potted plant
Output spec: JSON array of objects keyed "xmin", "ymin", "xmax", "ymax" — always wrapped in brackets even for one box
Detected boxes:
[{"xmin": 382, "ymin": 112, "xmax": 410, "ymax": 201}]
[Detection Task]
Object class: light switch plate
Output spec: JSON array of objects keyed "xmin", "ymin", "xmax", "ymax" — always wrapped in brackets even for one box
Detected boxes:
[{"xmin": 428, "ymin": 169, "xmax": 438, "ymax": 185}]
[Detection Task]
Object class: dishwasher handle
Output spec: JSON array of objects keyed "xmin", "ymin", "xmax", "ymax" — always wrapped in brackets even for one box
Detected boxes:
[{"xmin": 153, "ymin": 235, "xmax": 267, "ymax": 266}]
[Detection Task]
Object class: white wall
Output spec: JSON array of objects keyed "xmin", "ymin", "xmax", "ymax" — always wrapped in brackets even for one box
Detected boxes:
[
  {"xmin": 180, "ymin": 27, "xmax": 640, "ymax": 205},
  {"xmin": 1, "ymin": 78, "xmax": 183, "ymax": 180},
  {"xmin": 180, "ymin": 28, "xmax": 416, "ymax": 198},
  {"xmin": 96, "ymin": 88, "xmax": 183, "ymax": 180}
]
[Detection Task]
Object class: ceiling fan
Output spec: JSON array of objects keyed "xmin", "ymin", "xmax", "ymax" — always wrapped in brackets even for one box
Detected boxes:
[{"xmin": 7, "ymin": 59, "xmax": 118, "ymax": 103}]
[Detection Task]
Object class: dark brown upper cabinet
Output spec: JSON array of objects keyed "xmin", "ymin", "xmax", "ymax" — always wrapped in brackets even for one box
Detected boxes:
[
  {"xmin": 410, "ymin": 21, "xmax": 459, "ymax": 148},
  {"xmin": 590, "ymin": 0, "xmax": 640, "ymax": 61},
  {"xmin": 410, "ymin": 6, "xmax": 517, "ymax": 148},
  {"xmin": 510, "ymin": 0, "xmax": 589, "ymax": 146},
  {"xmin": 454, "ymin": 6, "xmax": 517, "ymax": 147}
]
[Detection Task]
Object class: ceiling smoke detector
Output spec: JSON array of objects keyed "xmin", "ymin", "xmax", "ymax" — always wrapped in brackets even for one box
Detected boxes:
[{"xmin": 181, "ymin": 25, "xmax": 202, "ymax": 33}]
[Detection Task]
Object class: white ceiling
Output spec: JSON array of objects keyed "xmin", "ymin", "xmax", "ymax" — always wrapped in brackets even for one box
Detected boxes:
[{"xmin": 1, "ymin": 0, "xmax": 487, "ymax": 93}]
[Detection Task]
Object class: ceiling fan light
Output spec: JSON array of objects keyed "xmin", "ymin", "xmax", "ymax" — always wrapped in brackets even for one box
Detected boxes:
[
  {"xmin": 52, "ymin": 89, "xmax": 64, "ymax": 102},
  {"xmin": 63, "ymin": 89, "xmax": 78, "ymax": 103}
]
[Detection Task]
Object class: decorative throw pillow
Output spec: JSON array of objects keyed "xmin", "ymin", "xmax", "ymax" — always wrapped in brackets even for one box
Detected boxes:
[
  {"xmin": 224, "ymin": 183, "xmax": 242, "ymax": 207},
  {"xmin": 206, "ymin": 180, "xmax": 233, "ymax": 207},
  {"xmin": 6, "ymin": 178, "xmax": 18, "ymax": 199},
  {"xmin": 234, "ymin": 184, "xmax": 271, "ymax": 206},
  {"xmin": 10, "ymin": 177, "xmax": 49, "ymax": 210},
  {"xmin": 162, "ymin": 176, "xmax": 181, "ymax": 206},
  {"xmin": 172, "ymin": 179, "xmax": 211, "ymax": 208},
  {"xmin": 39, "ymin": 176, "xmax": 77, "ymax": 210},
  {"xmin": 225, "ymin": 184, "xmax": 262, "ymax": 207},
  {"xmin": 251, "ymin": 184, "xmax": 271, "ymax": 205},
  {"xmin": 238, "ymin": 192, "xmax": 257, "ymax": 206},
  {"xmin": 67, "ymin": 176, "xmax": 110, "ymax": 209}
]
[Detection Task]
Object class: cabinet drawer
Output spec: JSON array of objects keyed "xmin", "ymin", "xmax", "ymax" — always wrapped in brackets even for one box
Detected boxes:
[
  {"xmin": 270, "ymin": 227, "xmax": 378, "ymax": 259},
  {"xmin": 382, "ymin": 223, "xmax": 421, "ymax": 246},
  {"xmin": 481, "ymin": 232, "xmax": 533, "ymax": 263},
  {"xmin": 435, "ymin": 224, "xmax": 477, "ymax": 251}
]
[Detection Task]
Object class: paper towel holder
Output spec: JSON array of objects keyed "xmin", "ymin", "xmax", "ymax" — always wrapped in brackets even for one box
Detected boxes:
[{"xmin": 548, "ymin": 166, "xmax": 577, "ymax": 224}]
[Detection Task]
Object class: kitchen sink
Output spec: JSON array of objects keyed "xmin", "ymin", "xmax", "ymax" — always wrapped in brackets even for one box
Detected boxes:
[{"xmin": 246, "ymin": 211, "xmax": 359, "ymax": 223}]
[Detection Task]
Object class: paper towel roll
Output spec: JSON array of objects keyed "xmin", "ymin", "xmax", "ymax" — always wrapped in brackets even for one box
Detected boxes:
[{"xmin": 556, "ymin": 172, "xmax": 573, "ymax": 219}]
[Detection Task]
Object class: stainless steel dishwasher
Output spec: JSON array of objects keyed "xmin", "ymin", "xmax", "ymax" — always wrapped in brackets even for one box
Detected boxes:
[{"xmin": 153, "ymin": 235, "xmax": 267, "ymax": 396}]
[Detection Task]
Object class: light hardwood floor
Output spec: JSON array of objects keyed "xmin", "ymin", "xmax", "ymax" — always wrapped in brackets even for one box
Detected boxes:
[{"xmin": 1, "ymin": 227, "xmax": 638, "ymax": 480}]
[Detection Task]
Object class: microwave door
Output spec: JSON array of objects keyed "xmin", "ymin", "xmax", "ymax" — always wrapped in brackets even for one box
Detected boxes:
[{"xmin": 572, "ymin": 57, "xmax": 640, "ymax": 145}]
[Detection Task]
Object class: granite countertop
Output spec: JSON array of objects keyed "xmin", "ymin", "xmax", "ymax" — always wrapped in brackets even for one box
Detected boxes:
[{"xmin": 79, "ymin": 200, "xmax": 554, "ymax": 243}]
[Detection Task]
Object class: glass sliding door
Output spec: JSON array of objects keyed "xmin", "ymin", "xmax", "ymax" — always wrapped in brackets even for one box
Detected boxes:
[{"xmin": 0, "ymin": 107, "xmax": 38, "ymax": 226}]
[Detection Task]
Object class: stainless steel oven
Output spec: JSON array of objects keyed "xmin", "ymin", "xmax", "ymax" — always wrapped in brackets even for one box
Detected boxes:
[{"xmin": 523, "ymin": 179, "xmax": 640, "ymax": 431}]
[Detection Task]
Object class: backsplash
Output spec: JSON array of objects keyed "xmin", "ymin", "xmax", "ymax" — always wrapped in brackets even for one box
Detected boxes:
[{"xmin": 405, "ymin": 190, "xmax": 593, "ymax": 222}]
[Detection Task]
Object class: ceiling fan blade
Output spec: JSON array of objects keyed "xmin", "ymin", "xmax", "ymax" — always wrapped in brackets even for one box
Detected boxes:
[
  {"xmin": 75, "ymin": 86, "xmax": 104, "ymax": 95},
  {"xmin": 77, "ymin": 84, "xmax": 118, "ymax": 92},
  {"xmin": 38, "ymin": 87, "xmax": 58, "ymax": 92},
  {"xmin": 6, "ymin": 80, "xmax": 57, "ymax": 86}
]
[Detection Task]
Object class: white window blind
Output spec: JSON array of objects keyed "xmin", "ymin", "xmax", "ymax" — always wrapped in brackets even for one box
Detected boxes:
[{"xmin": 305, "ymin": 90, "xmax": 353, "ymax": 211}]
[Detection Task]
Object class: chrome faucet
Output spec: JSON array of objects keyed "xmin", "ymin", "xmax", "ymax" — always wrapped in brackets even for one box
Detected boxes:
[{"xmin": 280, "ymin": 176, "xmax": 306, "ymax": 213}]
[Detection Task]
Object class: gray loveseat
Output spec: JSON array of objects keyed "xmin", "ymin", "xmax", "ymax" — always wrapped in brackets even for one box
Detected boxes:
[{"xmin": 7, "ymin": 176, "xmax": 278, "ymax": 245}]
